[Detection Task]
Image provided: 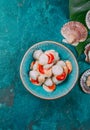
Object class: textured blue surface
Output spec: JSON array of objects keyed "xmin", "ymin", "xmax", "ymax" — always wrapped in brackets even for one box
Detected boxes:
[
  {"xmin": 20, "ymin": 41, "xmax": 79, "ymax": 99},
  {"xmin": 0, "ymin": 0, "xmax": 90, "ymax": 130}
]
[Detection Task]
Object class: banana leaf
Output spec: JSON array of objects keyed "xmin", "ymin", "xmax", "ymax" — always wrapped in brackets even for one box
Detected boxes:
[{"xmin": 69, "ymin": 0, "xmax": 90, "ymax": 55}]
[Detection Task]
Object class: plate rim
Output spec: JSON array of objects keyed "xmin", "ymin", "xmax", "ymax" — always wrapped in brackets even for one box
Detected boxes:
[{"xmin": 20, "ymin": 41, "xmax": 79, "ymax": 100}]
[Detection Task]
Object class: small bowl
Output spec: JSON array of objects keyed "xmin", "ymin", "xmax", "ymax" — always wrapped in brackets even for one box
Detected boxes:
[{"xmin": 20, "ymin": 41, "xmax": 79, "ymax": 100}]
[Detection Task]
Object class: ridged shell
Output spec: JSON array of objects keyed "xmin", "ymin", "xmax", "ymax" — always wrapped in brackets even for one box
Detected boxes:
[
  {"xmin": 61, "ymin": 21, "xmax": 88, "ymax": 45},
  {"xmin": 84, "ymin": 43, "xmax": 90, "ymax": 63},
  {"xmin": 85, "ymin": 10, "xmax": 90, "ymax": 29}
]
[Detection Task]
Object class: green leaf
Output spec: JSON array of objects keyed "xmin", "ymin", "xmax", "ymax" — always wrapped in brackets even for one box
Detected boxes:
[
  {"xmin": 76, "ymin": 36, "xmax": 90, "ymax": 55},
  {"xmin": 69, "ymin": 0, "xmax": 90, "ymax": 25}
]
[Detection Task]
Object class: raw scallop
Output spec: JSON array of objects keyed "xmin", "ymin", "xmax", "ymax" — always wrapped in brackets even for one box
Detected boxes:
[
  {"xmin": 43, "ymin": 84, "xmax": 54, "ymax": 92},
  {"xmin": 52, "ymin": 65, "xmax": 63, "ymax": 75},
  {"xmin": 44, "ymin": 78, "xmax": 53, "ymax": 86},
  {"xmin": 29, "ymin": 70, "xmax": 39, "ymax": 80},
  {"xmin": 52, "ymin": 76, "xmax": 63, "ymax": 85},
  {"xmin": 38, "ymin": 75, "xmax": 45, "ymax": 84},
  {"xmin": 33, "ymin": 50, "xmax": 43, "ymax": 60},
  {"xmin": 39, "ymin": 53, "xmax": 48, "ymax": 65},
  {"xmin": 56, "ymin": 60, "xmax": 66, "ymax": 67}
]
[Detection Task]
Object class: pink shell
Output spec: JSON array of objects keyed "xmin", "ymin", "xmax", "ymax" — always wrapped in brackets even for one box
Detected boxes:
[
  {"xmin": 80, "ymin": 69, "xmax": 90, "ymax": 94},
  {"xmin": 85, "ymin": 10, "xmax": 90, "ymax": 29},
  {"xmin": 84, "ymin": 43, "xmax": 90, "ymax": 63},
  {"xmin": 61, "ymin": 21, "xmax": 88, "ymax": 45}
]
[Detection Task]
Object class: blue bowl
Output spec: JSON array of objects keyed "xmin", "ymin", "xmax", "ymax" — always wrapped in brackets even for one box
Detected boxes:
[{"xmin": 20, "ymin": 41, "xmax": 79, "ymax": 100}]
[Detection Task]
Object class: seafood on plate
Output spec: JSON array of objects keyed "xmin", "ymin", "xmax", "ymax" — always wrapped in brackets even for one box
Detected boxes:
[{"xmin": 29, "ymin": 50, "xmax": 72, "ymax": 92}]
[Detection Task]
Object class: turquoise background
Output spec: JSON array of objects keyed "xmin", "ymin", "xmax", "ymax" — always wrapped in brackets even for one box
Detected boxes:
[{"xmin": 0, "ymin": 0, "xmax": 90, "ymax": 129}]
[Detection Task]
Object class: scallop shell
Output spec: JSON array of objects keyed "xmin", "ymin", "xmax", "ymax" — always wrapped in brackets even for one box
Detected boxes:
[
  {"xmin": 61, "ymin": 21, "xmax": 88, "ymax": 45},
  {"xmin": 85, "ymin": 10, "xmax": 90, "ymax": 29},
  {"xmin": 80, "ymin": 69, "xmax": 90, "ymax": 94},
  {"xmin": 84, "ymin": 43, "xmax": 90, "ymax": 63}
]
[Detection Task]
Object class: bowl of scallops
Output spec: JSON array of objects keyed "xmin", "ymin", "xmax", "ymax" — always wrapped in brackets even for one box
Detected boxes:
[{"xmin": 20, "ymin": 41, "xmax": 79, "ymax": 99}]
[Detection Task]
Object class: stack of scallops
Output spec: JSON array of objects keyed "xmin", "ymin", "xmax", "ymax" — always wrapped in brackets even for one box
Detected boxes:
[{"xmin": 29, "ymin": 50, "xmax": 72, "ymax": 92}]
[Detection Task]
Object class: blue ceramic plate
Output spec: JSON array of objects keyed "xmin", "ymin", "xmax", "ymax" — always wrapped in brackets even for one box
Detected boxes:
[{"xmin": 20, "ymin": 41, "xmax": 79, "ymax": 99}]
